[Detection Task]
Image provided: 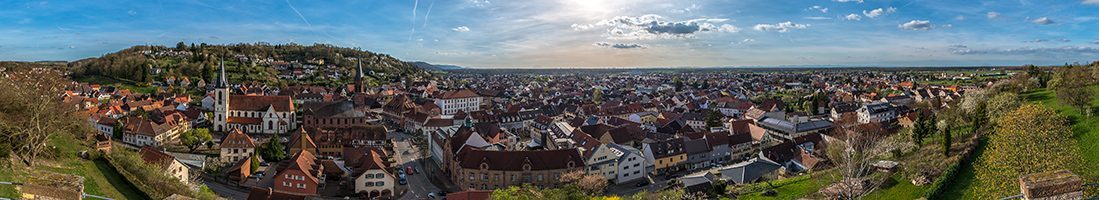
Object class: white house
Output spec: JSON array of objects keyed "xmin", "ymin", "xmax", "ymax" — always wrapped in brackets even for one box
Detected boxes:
[
  {"xmin": 434, "ymin": 90, "xmax": 482, "ymax": 115},
  {"xmin": 609, "ymin": 143, "xmax": 648, "ymax": 184},
  {"xmin": 352, "ymin": 149, "xmax": 395, "ymax": 197},
  {"xmin": 857, "ymin": 102, "xmax": 897, "ymax": 124}
]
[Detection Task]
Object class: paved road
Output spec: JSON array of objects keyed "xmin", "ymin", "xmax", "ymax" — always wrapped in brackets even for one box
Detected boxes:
[
  {"xmin": 203, "ymin": 178, "xmax": 249, "ymax": 200},
  {"xmin": 391, "ymin": 132, "xmax": 442, "ymax": 200}
]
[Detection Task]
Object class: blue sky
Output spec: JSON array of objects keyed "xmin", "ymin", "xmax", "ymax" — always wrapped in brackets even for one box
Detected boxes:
[{"xmin": 1, "ymin": 0, "xmax": 1098, "ymax": 68}]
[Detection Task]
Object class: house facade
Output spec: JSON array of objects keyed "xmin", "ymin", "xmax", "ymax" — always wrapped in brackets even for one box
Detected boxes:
[
  {"xmin": 220, "ymin": 129, "xmax": 257, "ymax": 164},
  {"xmin": 435, "ymin": 90, "xmax": 482, "ymax": 115}
]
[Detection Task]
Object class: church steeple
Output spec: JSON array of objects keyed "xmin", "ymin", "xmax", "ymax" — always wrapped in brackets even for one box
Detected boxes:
[
  {"xmin": 355, "ymin": 59, "xmax": 366, "ymax": 93},
  {"xmin": 215, "ymin": 59, "xmax": 228, "ymax": 89}
]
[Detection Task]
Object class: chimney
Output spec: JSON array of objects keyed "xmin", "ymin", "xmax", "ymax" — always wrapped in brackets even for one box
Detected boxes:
[{"xmin": 1018, "ymin": 170, "xmax": 1083, "ymax": 200}]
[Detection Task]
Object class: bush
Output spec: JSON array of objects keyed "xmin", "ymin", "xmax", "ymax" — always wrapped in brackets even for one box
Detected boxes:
[{"xmin": 106, "ymin": 146, "xmax": 218, "ymax": 200}]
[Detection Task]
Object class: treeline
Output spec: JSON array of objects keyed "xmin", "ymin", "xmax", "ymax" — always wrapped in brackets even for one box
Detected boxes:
[{"xmin": 67, "ymin": 42, "xmax": 427, "ymax": 87}]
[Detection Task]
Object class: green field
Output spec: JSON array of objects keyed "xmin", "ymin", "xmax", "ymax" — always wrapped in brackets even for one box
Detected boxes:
[
  {"xmin": 940, "ymin": 85, "xmax": 1099, "ymax": 199},
  {"xmin": 0, "ymin": 134, "xmax": 147, "ymax": 199}
]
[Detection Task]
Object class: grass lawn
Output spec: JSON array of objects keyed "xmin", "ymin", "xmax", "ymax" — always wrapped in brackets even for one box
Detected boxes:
[
  {"xmin": 738, "ymin": 172, "xmax": 829, "ymax": 200},
  {"xmin": 0, "ymin": 134, "xmax": 147, "ymax": 199},
  {"xmin": 865, "ymin": 173, "xmax": 930, "ymax": 200}
]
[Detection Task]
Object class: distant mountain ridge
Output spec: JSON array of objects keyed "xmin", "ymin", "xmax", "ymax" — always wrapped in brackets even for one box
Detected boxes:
[{"xmin": 409, "ymin": 61, "xmax": 464, "ymax": 71}]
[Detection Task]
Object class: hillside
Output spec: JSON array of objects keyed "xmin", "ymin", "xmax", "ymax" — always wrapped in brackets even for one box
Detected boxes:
[
  {"xmin": 409, "ymin": 61, "xmax": 464, "ymax": 71},
  {"xmin": 66, "ymin": 43, "xmax": 430, "ymax": 88}
]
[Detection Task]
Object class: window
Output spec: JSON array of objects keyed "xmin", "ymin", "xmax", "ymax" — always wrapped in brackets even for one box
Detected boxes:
[
  {"xmin": 376, "ymin": 173, "xmax": 385, "ymax": 178},
  {"xmin": 376, "ymin": 182, "xmax": 384, "ymax": 186},
  {"xmin": 297, "ymin": 183, "xmax": 305, "ymax": 188},
  {"xmin": 283, "ymin": 181, "xmax": 290, "ymax": 186},
  {"xmin": 365, "ymin": 174, "xmax": 375, "ymax": 179},
  {"xmin": 365, "ymin": 182, "xmax": 375, "ymax": 187}
]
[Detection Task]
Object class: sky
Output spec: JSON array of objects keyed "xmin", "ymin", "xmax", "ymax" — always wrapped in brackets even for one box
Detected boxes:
[{"xmin": 1, "ymin": 0, "xmax": 1099, "ymax": 68}]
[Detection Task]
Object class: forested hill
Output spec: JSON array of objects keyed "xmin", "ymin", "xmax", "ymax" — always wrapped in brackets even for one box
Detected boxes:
[{"xmin": 66, "ymin": 43, "xmax": 430, "ymax": 88}]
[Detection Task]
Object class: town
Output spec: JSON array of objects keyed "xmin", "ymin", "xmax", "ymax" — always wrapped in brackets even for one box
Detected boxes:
[{"xmin": 2, "ymin": 42, "xmax": 1096, "ymax": 200}]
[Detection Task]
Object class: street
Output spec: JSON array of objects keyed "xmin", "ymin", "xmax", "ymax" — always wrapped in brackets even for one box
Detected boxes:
[
  {"xmin": 390, "ymin": 132, "xmax": 442, "ymax": 200},
  {"xmin": 202, "ymin": 178, "xmax": 249, "ymax": 200}
]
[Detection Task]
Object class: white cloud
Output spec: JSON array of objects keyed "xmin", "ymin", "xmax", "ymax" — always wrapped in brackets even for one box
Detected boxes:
[
  {"xmin": 951, "ymin": 46, "xmax": 1099, "ymax": 55},
  {"xmin": 954, "ymin": 15, "xmax": 965, "ymax": 20},
  {"xmin": 594, "ymin": 42, "xmax": 646, "ymax": 49},
  {"xmin": 987, "ymin": 12, "xmax": 1000, "ymax": 19},
  {"xmin": 834, "ymin": 0, "xmax": 864, "ymax": 3},
  {"xmin": 845, "ymin": 13, "xmax": 862, "ymax": 21},
  {"xmin": 719, "ymin": 24, "xmax": 741, "ymax": 33},
  {"xmin": 1084, "ymin": 0, "xmax": 1099, "ymax": 5},
  {"xmin": 573, "ymin": 15, "xmax": 739, "ymax": 39},
  {"xmin": 1032, "ymin": 17, "xmax": 1055, "ymax": 25},
  {"xmin": 731, "ymin": 38, "xmax": 755, "ymax": 45},
  {"xmin": 808, "ymin": 6, "xmax": 828, "ymax": 13},
  {"xmin": 805, "ymin": 16, "xmax": 832, "ymax": 20},
  {"xmin": 669, "ymin": 4, "xmax": 702, "ymax": 14},
  {"xmin": 468, "ymin": 0, "xmax": 490, "ymax": 8},
  {"xmin": 863, "ymin": 7, "xmax": 896, "ymax": 18},
  {"xmin": 452, "ymin": 26, "xmax": 470, "ymax": 32},
  {"xmin": 898, "ymin": 20, "xmax": 932, "ymax": 30},
  {"xmin": 752, "ymin": 21, "xmax": 809, "ymax": 32}
]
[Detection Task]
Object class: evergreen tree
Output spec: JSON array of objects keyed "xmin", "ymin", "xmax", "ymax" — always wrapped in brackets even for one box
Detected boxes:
[
  {"xmin": 260, "ymin": 133, "xmax": 288, "ymax": 162},
  {"xmin": 942, "ymin": 123, "xmax": 952, "ymax": 156}
]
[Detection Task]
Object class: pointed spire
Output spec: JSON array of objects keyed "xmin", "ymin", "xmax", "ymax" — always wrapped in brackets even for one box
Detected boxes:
[
  {"xmin": 216, "ymin": 59, "xmax": 228, "ymax": 88},
  {"xmin": 355, "ymin": 59, "xmax": 364, "ymax": 83}
]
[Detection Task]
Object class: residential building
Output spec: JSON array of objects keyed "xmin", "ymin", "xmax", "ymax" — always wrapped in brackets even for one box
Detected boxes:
[
  {"xmin": 140, "ymin": 147, "xmax": 191, "ymax": 182},
  {"xmin": 122, "ymin": 112, "xmax": 190, "ymax": 147},
  {"xmin": 220, "ymin": 129, "xmax": 257, "ymax": 164},
  {"xmin": 435, "ymin": 90, "xmax": 482, "ymax": 115},
  {"xmin": 272, "ymin": 150, "xmax": 324, "ymax": 195}
]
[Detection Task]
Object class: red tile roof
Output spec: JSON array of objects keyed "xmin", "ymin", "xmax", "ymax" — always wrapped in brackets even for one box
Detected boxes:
[
  {"xmin": 228, "ymin": 95, "xmax": 294, "ymax": 112},
  {"xmin": 438, "ymin": 89, "xmax": 479, "ymax": 99},
  {"xmin": 455, "ymin": 147, "xmax": 584, "ymax": 171},
  {"xmin": 221, "ymin": 129, "xmax": 257, "ymax": 149}
]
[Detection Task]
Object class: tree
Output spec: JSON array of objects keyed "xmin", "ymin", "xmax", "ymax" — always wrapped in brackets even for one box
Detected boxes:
[
  {"xmin": 0, "ymin": 69, "xmax": 81, "ymax": 166},
  {"xmin": 1054, "ymin": 67, "xmax": 1094, "ymax": 117},
  {"xmin": 180, "ymin": 128, "xmax": 212, "ymax": 152},
  {"xmin": 560, "ymin": 171, "xmax": 609, "ymax": 195},
  {"xmin": 176, "ymin": 41, "xmax": 187, "ymax": 51},
  {"xmin": 986, "ymin": 92, "xmax": 1020, "ymax": 119},
  {"xmin": 970, "ymin": 101, "xmax": 988, "ymax": 133},
  {"xmin": 259, "ymin": 133, "xmax": 288, "ymax": 162},
  {"xmin": 941, "ymin": 123, "xmax": 952, "ymax": 156},
  {"xmin": 974, "ymin": 104, "xmax": 1083, "ymax": 198},
  {"xmin": 112, "ymin": 121, "xmax": 125, "ymax": 139},
  {"xmin": 911, "ymin": 114, "xmax": 935, "ymax": 146},
  {"xmin": 824, "ymin": 122, "xmax": 890, "ymax": 199},
  {"xmin": 705, "ymin": 109, "xmax": 724, "ymax": 129},
  {"xmin": 592, "ymin": 87, "xmax": 603, "ymax": 104},
  {"xmin": 249, "ymin": 154, "xmax": 261, "ymax": 174}
]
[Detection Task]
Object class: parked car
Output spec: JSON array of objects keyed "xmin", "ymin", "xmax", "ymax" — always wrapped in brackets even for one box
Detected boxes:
[
  {"xmin": 406, "ymin": 166, "xmax": 415, "ymax": 175},
  {"xmin": 635, "ymin": 180, "xmax": 651, "ymax": 187}
]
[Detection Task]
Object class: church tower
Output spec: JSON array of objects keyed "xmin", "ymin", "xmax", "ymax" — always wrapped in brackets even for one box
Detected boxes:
[
  {"xmin": 354, "ymin": 59, "xmax": 366, "ymax": 94},
  {"xmin": 213, "ymin": 60, "xmax": 231, "ymax": 132}
]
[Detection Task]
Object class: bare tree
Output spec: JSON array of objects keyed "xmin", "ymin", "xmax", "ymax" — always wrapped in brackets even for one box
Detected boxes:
[
  {"xmin": 821, "ymin": 122, "xmax": 890, "ymax": 199},
  {"xmin": 0, "ymin": 68, "xmax": 81, "ymax": 166}
]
